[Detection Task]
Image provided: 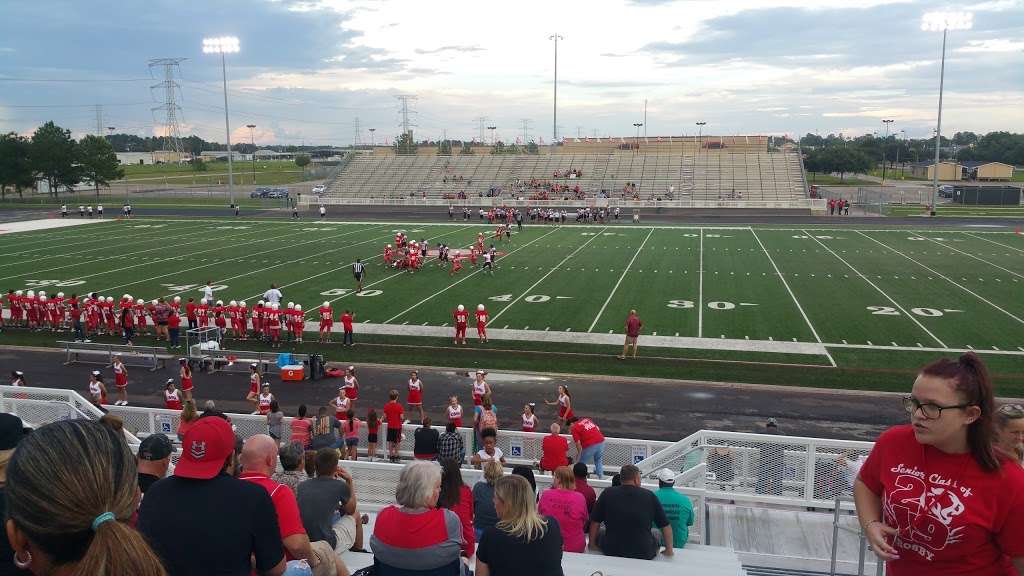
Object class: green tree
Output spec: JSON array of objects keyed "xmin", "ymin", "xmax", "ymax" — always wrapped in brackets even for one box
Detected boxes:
[
  {"xmin": 439, "ymin": 139, "xmax": 453, "ymax": 155},
  {"xmin": 953, "ymin": 131, "xmax": 979, "ymax": 147},
  {"xmin": 77, "ymin": 135, "xmax": 124, "ymax": 196},
  {"xmin": 526, "ymin": 141, "xmax": 539, "ymax": 154},
  {"xmin": 393, "ymin": 132, "xmax": 417, "ymax": 155},
  {"xmin": 31, "ymin": 121, "xmax": 81, "ymax": 197},
  {"xmin": 0, "ymin": 132, "xmax": 35, "ymax": 200},
  {"xmin": 294, "ymin": 154, "xmax": 311, "ymax": 168},
  {"xmin": 190, "ymin": 158, "xmax": 208, "ymax": 171}
]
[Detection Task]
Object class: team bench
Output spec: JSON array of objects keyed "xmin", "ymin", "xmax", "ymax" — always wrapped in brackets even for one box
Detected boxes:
[{"xmin": 58, "ymin": 341, "xmax": 173, "ymax": 372}]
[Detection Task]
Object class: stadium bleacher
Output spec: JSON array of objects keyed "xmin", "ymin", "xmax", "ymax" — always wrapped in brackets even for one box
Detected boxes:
[
  {"xmin": 321, "ymin": 136, "xmax": 807, "ymax": 204},
  {"xmin": 2, "ymin": 384, "xmax": 879, "ymax": 575}
]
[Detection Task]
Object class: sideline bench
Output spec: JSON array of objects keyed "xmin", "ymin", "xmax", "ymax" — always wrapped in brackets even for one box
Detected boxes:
[
  {"xmin": 187, "ymin": 345, "xmax": 311, "ymax": 378},
  {"xmin": 59, "ymin": 341, "xmax": 172, "ymax": 372}
]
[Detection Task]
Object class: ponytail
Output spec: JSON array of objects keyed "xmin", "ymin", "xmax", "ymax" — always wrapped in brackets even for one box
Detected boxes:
[
  {"xmin": 73, "ymin": 520, "xmax": 165, "ymax": 576},
  {"xmin": 920, "ymin": 352, "xmax": 999, "ymax": 472}
]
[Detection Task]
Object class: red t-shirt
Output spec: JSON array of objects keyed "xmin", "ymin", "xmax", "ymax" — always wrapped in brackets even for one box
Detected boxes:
[
  {"xmin": 383, "ymin": 401, "xmax": 404, "ymax": 430},
  {"xmin": 340, "ymin": 313, "xmax": 353, "ymax": 331},
  {"xmin": 540, "ymin": 434, "xmax": 569, "ymax": 471},
  {"xmin": 185, "ymin": 302, "xmax": 197, "ymax": 319},
  {"xmin": 859, "ymin": 425, "xmax": 1024, "ymax": 576},
  {"xmin": 625, "ymin": 315, "xmax": 642, "ymax": 337},
  {"xmin": 168, "ymin": 312, "xmax": 180, "ymax": 328},
  {"xmin": 238, "ymin": 473, "xmax": 306, "ymax": 560},
  {"xmin": 571, "ymin": 418, "xmax": 605, "ymax": 449}
]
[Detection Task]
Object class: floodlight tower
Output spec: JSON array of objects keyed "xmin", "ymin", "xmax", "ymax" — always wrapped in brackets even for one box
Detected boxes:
[
  {"xmin": 881, "ymin": 119, "xmax": 894, "ymax": 187},
  {"xmin": 549, "ymin": 33, "xmax": 563, "ymax": 144},
  {"xmin": 202, "ymin": 36, "xmax": 240, "ymax": 206},
  {"xmin": 921, "ymin": 11, "xmax": 972, "ymax": 216}
]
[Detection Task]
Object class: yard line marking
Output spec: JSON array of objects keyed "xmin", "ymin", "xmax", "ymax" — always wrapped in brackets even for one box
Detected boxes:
[
  {"xmin": 964, "ymin": 232, "xmax": 1024, "ymax": 254},
  {"xmin": 857, "ymin": 231, "xmax": 1024, "ymax": 327},
  {"xmin": 587, "ymin": 227, "xmax": 654, "ymax": 332},
  {"xmin": 803, "ymin": 230, "xmax": 946, "ymax": 348},
  {"xmin": 385, "ymin": 227, "xmax": 562, "ymax": 324},
  {"xmin": 100, "ymin": 225, "xmax": 381, "ymax": 296},
  {"xmin": 914, "ymin": 233, "xmax": 1024, "ymax": 280},
  {"xmin": 0, "ymin": 223, "xmax": 262, "ymax": 280},
  {"xmin": 698, "ymin": 228, "xmax": 704, "ymax": 338},
  {"xmin": 750, "ymin": 228, "xmax": 836, "ymax": 367},
  {"xmin": 1, "ymin": 224, "xmax": 192, "ymax": 259},
  {"xmin": 488, "ymin": 227, "xmax": 608, "ymax": 327}
]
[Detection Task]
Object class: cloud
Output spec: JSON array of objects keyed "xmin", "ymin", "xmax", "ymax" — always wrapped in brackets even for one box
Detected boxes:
[
  {"xmin": 957, "ymin": 38, "xmax": 1024, "ymax": 52},
  {"xmin": 413, "ymin": 45, "xmax": 486, "ymax": 55}
]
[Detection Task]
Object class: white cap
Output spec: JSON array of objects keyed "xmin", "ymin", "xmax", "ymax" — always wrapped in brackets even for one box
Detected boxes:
[
  {"xmin": 173, "ymin": 296, "xmax": 181, "ymax": 302},
  {"xmin": 656, "ymin": 468, "xmax": 676, "ymax": 484},
  {"xmin": 323, "ymin": 301, "xmax": 330, "ymax": 308},
  {"xmin": 257, "ymin": 300, "xmax": 264, "ymax": 306},
  {"xmin": 229, "ymin": 300, "xmax": 237, "ymax": 306},
  {"xmin": 91, "ymin": 370, "xmax": 101, "ymax": 376},
  {"xmin": 457, "ymin": 304, "xmax": 464, "ymax": 311},
  {"xmin": 295, "ymin": 304, "xmax": 302, "ymax": 311},
  {"xmin": 39, "ymin": 295, "xmax": 47, "ymax": 301},
  {"xmin": 477, "ymin": 304, "xmax": 484, "ymax": 311},
  {"xmin": 57, "ymin": 292, "xmax": 64, "ymax": 298},
  {"xmin": 200, "ymin": 298, "xmax": 207, "ymax": 305},
  {"xmin": 239, "ymin": 300, "xmax": 246, "ymax": 307},
  {"xmin": 347, "ymin": 365, "xmax": 355, "ymax": 371},
  {"xmin": 26, "ymin": 290, "xmax": 34, "ymax": 297},
  {"xmin": 135, "ymin": 298, "xmax": 143, "ymax": 304},
  {"xmin": 287, "ymin": 302, "xmax": 294, "ymax": 309},
  {"xmin": 216, "ymin": 300, "xmax": 223, "ymax": 306},
  {"xmin": 250, "ymin": 362, "xmax": 258, "ymax": 368},
  {"xmin": 151, "ymin": 299, "xmax": 158, "ymax": 306}
]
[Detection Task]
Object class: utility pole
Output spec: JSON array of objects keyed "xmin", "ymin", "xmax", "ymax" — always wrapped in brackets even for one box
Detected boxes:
[
  {"xmin": 487, "ymin": 125, "xmax": 497, "ymax": 146},
  {"xmin": 148, "ymin": 58, "xmax": 187, "ymax": 158},
  {"xmin": 549, "ymin": 33, "xmax": 563, "ymax": 144},
  {"xmin": 246, "ymin": 124, "xmax": 257, "ymax": 184},
  {"xmin": 881, "ymin": 119, "xmax": 894, "ymax": 187},
  {"xmin": 94, "ymin": 104, "xmax": 104, "ymax": 137},
  {"xmin": 643, "ymin": 99, "xmax": 647, "ymax": 140},
  {"xmin": 521, "ymin": 119, "xmax": 531, "ymax": 145},
  {"xmin": 475, "ymin": 117, "xmax": 488, "ymax": 144},
  {"xmin": 368, "ymin": 128, "xmax": 376, "ymax": 148}
]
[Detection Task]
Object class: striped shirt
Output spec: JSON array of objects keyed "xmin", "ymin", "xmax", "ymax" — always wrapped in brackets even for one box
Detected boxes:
[{"xmin": 352, "ymin": 262, "xmax": 365, "ymax": 275}]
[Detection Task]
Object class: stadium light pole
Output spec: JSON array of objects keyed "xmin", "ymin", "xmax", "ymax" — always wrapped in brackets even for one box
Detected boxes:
[
  {"xmin": 897, "ymin": 129, "xmax": 906, "ymax": 178},
  {"xmin": 881, "ymin": 119, "xmax": 894, "ymax": 187},
  {"xmin": 368, "ymin": 128, "xmax": 376, "ymax": 148},
  {"xmin": 921, "ymin": 11, "xmax": 972, "ymax": 216},
  {"xmin": 487, "ymin": 126, "xmax": 497, "ymax": 146},
  {"xmin": 632, "ymin": 123, "xmax": 643, "ymax": 154},
  {"xmin": 203, "ymin": 36, "xmax": 241, "ymax": 206},
  {"xmin": 549, "ymin": 33, "xmax": 563, "ymax": 145},
  {"xmin": 696, "ymin": 121, "xmax": 706, "ymax": 154},
  {"xmin": 246, "ymin": 124, "xmax": 257, "ymax": 184}
]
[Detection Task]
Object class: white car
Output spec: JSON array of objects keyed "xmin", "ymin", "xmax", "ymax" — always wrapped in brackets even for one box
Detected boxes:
[{"xmin": 312, "ymin": 184, "xmax": 326, "ymax": 194}]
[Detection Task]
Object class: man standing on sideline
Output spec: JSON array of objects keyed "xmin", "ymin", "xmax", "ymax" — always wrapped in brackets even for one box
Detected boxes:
[
  {"xmin": 264, "ymin": 284, "xmax": 283, "ymax": 305},
  {"xmin": 340, "ymin": 309, "xmax": 354, "ymax": 346},
  {"xmin": 319, "ymin": 204, "xmax": 326, "ymax": 219},
  {"xmin": 202, "ymin": 281, "xmax": 215, "ymax": 304},
  {"xmin": 619, "ymin": 309, "xmax": 642, "ymax": 359},
  {"xmin": 352, "ymin": 259, "xmax": 365, "ymax": 293}
]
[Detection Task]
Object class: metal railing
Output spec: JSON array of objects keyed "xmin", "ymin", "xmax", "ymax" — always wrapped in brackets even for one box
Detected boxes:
[
  {"xmin": 59, "ymin": 340, "xmax": 172, "ymax": 371},
  {"xmin": 300, "ymin": 195, "xmax": 823, "ymax": 211},
  {"xmin": 0, "ymin": 386, "xmax": 141, "ymax": 445}
]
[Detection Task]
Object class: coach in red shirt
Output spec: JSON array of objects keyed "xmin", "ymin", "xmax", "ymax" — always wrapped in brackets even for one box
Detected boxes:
[
  {"xmin": 239, "ymin": 434, "xmax": 337, "ymax": 576},
  {"xmin": 568, "ymin": 416, "xmax": 606, "ymax": 479},
  {"xmin": 540, "ymin": 422, "xmax": 569, "ymax": 472},
  {"xmin": 340, "ymin": 310, "xmax": 354, "ymax": 346},
  {"xmin": 619, "ymin": 309, "xmax": 642, "ymax": 359}
]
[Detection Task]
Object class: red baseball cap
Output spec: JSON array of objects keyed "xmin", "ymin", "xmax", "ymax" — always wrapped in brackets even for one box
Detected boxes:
[{"xmin": 174, "ymin": 417, "xmax": 235, "ymax": 479}]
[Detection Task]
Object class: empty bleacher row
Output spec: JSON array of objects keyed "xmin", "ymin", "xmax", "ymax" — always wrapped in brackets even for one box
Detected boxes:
[{"xmin": 324, "ymin": 148, "xmax": 807, "ymax": 203}]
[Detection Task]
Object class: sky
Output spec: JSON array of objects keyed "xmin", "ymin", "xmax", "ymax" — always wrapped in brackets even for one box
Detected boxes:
[{"xmin": 1, "ymin": 0, "xmax": 1022, "ymax": 146}]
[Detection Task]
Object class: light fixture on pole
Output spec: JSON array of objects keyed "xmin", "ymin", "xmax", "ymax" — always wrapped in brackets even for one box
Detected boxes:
[
  {"xmin": 881, "ymin": 119, "xmax": 894, "ymax": 187},
  {"xmin": 696, "ymin": 121, "xmax": 706, "ymax": 153},
  {"xmin": 897, "ymin": 129, "xmax": 906, "ymax": 177},
  {"xmin": 203, "ymin": 35, "xmax": 240, "ymax": 206},
  {"xmin": 632, "ymin": 123, "xmax": 643, "ymax": 153},
  {"xmin": 487, "ymin": 126, "xmax": 497, "ymax": 146},
  {"xmin": 549, "ymin": 33, "xmax": 563, "ymax": 144},
  {"xmin": 246, "ymin": 124, "xmax": 257, "ymax": 184},
  {"xmin": 921, "ymin": 11, "xmax": 972, "ymax": 216},
  {"xmin": 369, "ymin": 128, "xmax": 376, "ymax": 148},
  {"xmin": 106, "ymin": 126, "xmax": 116, "ymax": 139}
]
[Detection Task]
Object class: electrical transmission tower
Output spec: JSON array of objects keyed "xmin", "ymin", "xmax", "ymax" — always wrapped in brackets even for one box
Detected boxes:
[
  {"xmin": 148, "ymin": 58, "xmax": 187, "ymax": 157},
  {"xmin": 395, "ymin": 95, "xmax": 417, "ymax": 138},
  {"xmin": 521, "ymin": 119, "xmax": 531, "ymax": 145},
  {"xmin": 95, "ymin": 105, "xmax": 104, "ymax": 136},
  {"xmin": 475, "ymin": 117, "xmax": 488, "ymax": 144}
]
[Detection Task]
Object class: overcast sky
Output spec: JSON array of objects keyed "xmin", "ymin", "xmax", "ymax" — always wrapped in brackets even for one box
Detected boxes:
[{"xmin": 1, "ymin": 0, "xmax": 1021, "ymax": 146}]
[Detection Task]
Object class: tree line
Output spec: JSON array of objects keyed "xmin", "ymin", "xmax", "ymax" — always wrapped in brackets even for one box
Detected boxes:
[{"xmin": 0, "ymin": 121, "xmax": 123, "ymax": 199}]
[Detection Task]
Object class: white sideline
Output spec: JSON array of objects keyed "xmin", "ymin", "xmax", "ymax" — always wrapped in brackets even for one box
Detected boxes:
[
  {"xmin": 803, "ymin": 229, "xmax": 946, "ymax": 348},
  {"xmin": 0, "ymin": 218, "xmax": 105, "ymax": 235}
]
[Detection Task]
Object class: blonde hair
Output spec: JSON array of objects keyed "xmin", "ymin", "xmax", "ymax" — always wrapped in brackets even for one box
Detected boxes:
[
  {"xmin": 6, "ymin": 420, "xmax": 166, "ymax": 576},
  {"xmin": 494, "ymin": 475, "xmax": 548, "ymax": 543},
  {"xmin": 180, "ymin": 400, "xmax": 198, "ymax": 423},
  {"xmin": 553, "ymin": 466, "xmax": 575, "ymax": 490},
  {"xmin": 483, "ymin": 459, "xmax": 504, "ymax": 484}
]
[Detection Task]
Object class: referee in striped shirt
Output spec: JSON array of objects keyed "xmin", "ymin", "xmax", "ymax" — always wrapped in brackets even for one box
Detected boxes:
[{"xmin": 352, "ymin": 259, "xmax": 366, "ymax": 293}]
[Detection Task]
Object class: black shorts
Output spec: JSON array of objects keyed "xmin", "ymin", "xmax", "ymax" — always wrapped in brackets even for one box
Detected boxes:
[
  {"xmin": 353, "ymin": 272, "xmax": 363, "ymax": 281},
  {"xmin": 367, "ymin": 432, "xmax": 378, "ymax": 443},
  {"xmin": 157, "ymin": 321, "xmax": 168, "ymax": 326},
  {"xmin": 386, "ymin": 428, "xmax": 400, "ymax": 443}
]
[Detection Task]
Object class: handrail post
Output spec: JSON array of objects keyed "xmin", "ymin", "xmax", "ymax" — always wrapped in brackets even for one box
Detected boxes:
[
  {"xmin": 829, "ymin": 494, "xmax": 841, "ymax": 575},
  {"xmin": 804, "ymin": 441, "xmax": 818, "ymax": 503}
]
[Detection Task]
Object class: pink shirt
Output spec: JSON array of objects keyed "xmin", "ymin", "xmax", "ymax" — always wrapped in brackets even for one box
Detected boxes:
[{"xmin": 538, "ymin": 487, "xmax": 588, "ymax": 553}]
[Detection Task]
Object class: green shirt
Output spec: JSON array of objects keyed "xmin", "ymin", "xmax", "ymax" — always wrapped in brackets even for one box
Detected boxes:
[{"xmin": 654, "ymin": 486, "xmax": 694, "ymax": 548}]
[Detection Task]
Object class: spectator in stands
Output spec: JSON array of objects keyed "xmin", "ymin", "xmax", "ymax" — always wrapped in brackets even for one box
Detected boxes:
[
  {"xmin": 567, "ymin": 416, "xmax": 606, "ymax": 479},
  {"xmin": 572, "ymin": 462, "xmax": 597, "ymax": 517},
  {"xmin": 537, "ymin": 466, "xmax": 588, "ymax": 553},
  {"xmin": 997, "ymin": 403, "xmax": 1024, "ymax": 463},
  {"xmin": 273, "ymin": 441, "xmax": 308, "ymax": 493},
  {"xmin": 371, "ymin": 460, "xmax": 465, "ymax": 575},
  {"xmin": 539, "ymin": 422, "xmax": 569, "ymax": 473},
  {"xmin": 6, "ymin": 420, "xmax": 166, "ymax": 576},
  {"xmin": 199, "ymin": 399, "xmax": 229, "ymax": 421},
  {"xmin": 471, "ymin": 428, "xmax": 505, "ymax": 468},
  {"xmin": 477, "ymin": 475, "xmax": 563, "ymax": 576},
  {"xmin": 267, "ymin": 400, "xmax": 285, "ymax": 441},
  {"xmin": 589, "ymin": 464, "xmax": 673, "ymax": 559},
  {"xmin": 239, "ymin": 435, "xmax": 337, "ymax": 576},
  {"xmin": 178, "ymin": 399, "xmax": 198, "ymax": 440},
  {"xmin": 137, "ymin": 433, "xmax": 173, "ymax": 494},
  {"xmin": 437, "ymin": 421, "xmax": 465, "ymax": 464},
  {"xmin": 653, "ymin": 468, "xmax": 693, "ymax": 549},
  {"xmin": 304, "ymin": 449, "xmax": 318, "ymax": 478},
  {"xmin": 0, "ymin": 413, "xmax": 30, "ymax": 575},
  {"xmin": 855, "ymin": 354, "xmax": 1024, "ymax": 572},
  {"xmin": 473, "ymin": 460, "xmax": 504, "ymax": 540},
  {"xmin": 437, "ymin": 459, "xmax": 475, "ymax": 558},
  {"xmin": 139, "ymin": 417, "xmax": 287, "ymax": 576},
  {"xmin": 297, "ymin": 448, "xmax": 364, "ymax": 559},
  {"xmin": 311, "ymin": 406, "xmax": 341, "ymax": 450},
  {"xmin": 414, "ymin": 417, "xmax": 440, "ymax": 460},
  {"xmin": 511, "ymin": 465, "xmax": 537, "ymax": 495},
  {"xmin": 291, "ymin": 404, "xmax": 314, "ymax": 448}
]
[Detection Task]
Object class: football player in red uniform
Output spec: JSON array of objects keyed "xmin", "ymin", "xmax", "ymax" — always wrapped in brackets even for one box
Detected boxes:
[
  {"xmin": 449, "ymin": 250, "xmax": 463, "ymax": 276},
  {"xmin": 318, "ymin": 301, "xmax": 333, "ymax": 343},
  {"xmin": 213, "ymin": 299, "xmax": 227, "ymax": 340},
  {"xmin": 197, "ymin": 298, "xmax": 210, "ymax": 328},
  {"xmin": 384, "ymin": 243, "xmax": 393, "ymax": 267},
  {"xmin": 268, "ymin": 302, "xmax": 282, "ymax": 348},
  {"xmin": 237, "ymin": 300, "xmax": 249, "ymax": 339},
  {"xmin": 8, "ymin": 290, "xmax": 22, "ymax": 327},
  {"xmin": 134, "ymin": 298, "xmax": 148, "ymax": 336},
  {"xmin": 475, "ymin": 304, "xmax": 489, "ymax": 343},
  {"xmin": 292, "ymin": 304, "xmax": 304, "ymax": 343},
  {"xmin": 453, "ymin": 304, "xmax": 468, "ymax": 345}
]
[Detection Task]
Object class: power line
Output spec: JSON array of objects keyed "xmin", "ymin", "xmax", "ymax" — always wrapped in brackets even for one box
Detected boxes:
[
  {"xmin": 395, "ymin": 94, "xmax": 417, "ymax": 137},
  {"xmin": 149, "ymin": 58, "xmax": 188, "ymax": 156},
  {"xmin": 474, "ymin": 117, "xmax": 488, "ymax": 143}
]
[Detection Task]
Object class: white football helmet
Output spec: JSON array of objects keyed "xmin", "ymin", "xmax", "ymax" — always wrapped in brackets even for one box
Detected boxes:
[
  {"xmin": 200, "ymin": 298, "xmax": 208, "ymax": 305},
  {"xmin": 477, "ymin": 304, "xmax": 485, "ymax": 311},
  {"xmin": 107, "ymin": 296, "xmax": 115, "ymax": 303},
  {"xmin": 295, "ymin": 304, "xmax": 302, "ymax": 311},
  {"xmin": 123, "ymin": 293, "xmax": 131, "ymax": 300},
  {"xmin": 216, "ymin": 300, "xmax": 223, "ymax": 306},
  {"xmin": 387, "ymin": 244, "xmax": 392, "ymax": 248},
  {"xmin": 135, "ymin": 298, "xmax": 143, "ymax": 304},
  {"xmin": 257, "ymin": 300, "xmax": 265, "ymax": 307},
  {"xmin": 457, "ymin": 304, "xmax": 465, "ymax": 312},
  {"xmin": 239, "ymin": 300, "xmax": 247, "ymax": 307},
  {"xmin": 56, "ymin": 292, "xmax": 64, "ymax": 298},
  {"xmin": 272, "ymin": 302, "xmax": 280, "ymax": 310},
  {"xmin": 26, "ymin": 291, "xmax": 34, "ymax": 298},
  {"xmin": 229, "ymin": 300, "xmax": 237, "ymax": 307},
  {"xmin": 173, "ymin": 296, "xmax": 181, "ymax": 303},
  {"xmin": 287, "ymin": 302, "xmax": 294, "ymax": 309},
  {"xmin": 151, "ymin": 299, "xmax": 158, "ymax": 306},
  {"xmin": 39, "ymin": 295, "xmax": 47, "ymax": 302}
]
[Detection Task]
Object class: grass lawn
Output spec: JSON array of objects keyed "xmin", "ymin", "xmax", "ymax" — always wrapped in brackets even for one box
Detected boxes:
[
  {"xmin": 2, "ymin": 218, "xmax": 1023, "ymax": 395},
  {"xmin": 805, "ymin": 174, "xmax": 875, "ymax": 186},
  {"xmin": 867, "ymin": 168, "xmax": 926, "ymax": 181},
  {"xmin": 120, "ymin": 160, "xmax": 305, "ymax": 186}
]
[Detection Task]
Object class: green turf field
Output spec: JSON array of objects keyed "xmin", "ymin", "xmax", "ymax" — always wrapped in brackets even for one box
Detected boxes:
[
  {"xmin": 887, "ymin": 204, "xmax": 1024, "ymax": 218},
  {"xmin": 2, "ymin": 217, "xmax": 1023, "ymax": 389}
]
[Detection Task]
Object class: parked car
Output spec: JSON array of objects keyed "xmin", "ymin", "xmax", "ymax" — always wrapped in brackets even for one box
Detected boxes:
[
  {"xmin": 312, "ymin": 184, "xmax": 326, "ymax": 195},
  {"xmin": 938, "ymin": 184, "xmax": 954, "ymax": 198}
]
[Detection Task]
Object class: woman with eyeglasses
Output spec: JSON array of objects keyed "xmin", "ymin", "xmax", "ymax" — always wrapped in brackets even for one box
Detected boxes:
[
  {"xmin": 996, "ymin": 403, "xmax": 1024, "ymax": 464},
  {"xmin": 854, "ymin": 353, "xmax": 1024, "ymax": 575}
]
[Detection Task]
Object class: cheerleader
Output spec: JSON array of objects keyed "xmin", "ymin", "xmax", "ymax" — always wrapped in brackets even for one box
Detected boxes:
[
  {"xmin": 164, "ymin": 379, "xmax": 183, "ymax": 410},
  {"xmin": 88, "ymin": 371, "xmax": 108, "ymax": 408},
  {"xmin": 331, "ymin": 389, "xmax": 351, "ymax": 422},
  {"xmin": 256, "ymin": 384, "xmax": 274, "ymax": 416},
  {"xmin": 112, "ymin": 355, "xmax": 129, "ymax": 406},
  {"xmin": 471, "ymin": 370, "xmax": 491, "ymax": 407},
  {"xmin": 545, "ymin": 385, "xmax": 574, "ymax": 425},
  {"xmin": 447, "ymin": 395, "xmax": 463, "ymax": 428},
  {"xmin": 407, "ymin": 370, "xmax": 424, "ymax": 423},
  {"xmin": 342, "ymin": 366, "xmax": 359, "ymax": 407},
  {"xmin": 247, "ymin": 363, "xmax": 261, "ymax": 408},
  {"xmin": 179, "ymin": 358, "xmax": 194, "ymax": 402},
  {"xmin": 521, "ymin": 403, "xmax": 538, "ymax": 433}
]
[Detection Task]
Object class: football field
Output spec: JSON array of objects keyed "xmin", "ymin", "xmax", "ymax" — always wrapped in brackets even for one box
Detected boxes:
[{"xmin": 2, "ymin": 217, "xmax": 1023, "ymax": 382}]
